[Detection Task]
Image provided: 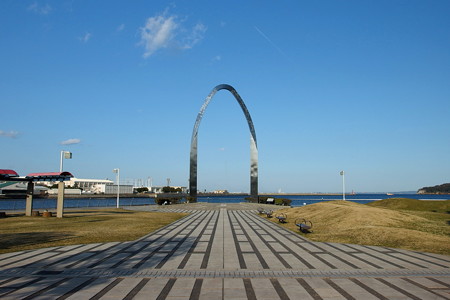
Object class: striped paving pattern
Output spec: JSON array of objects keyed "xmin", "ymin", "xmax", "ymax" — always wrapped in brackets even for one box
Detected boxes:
[{"xmin": 0, "ymin": 204, "xmax": 449, "ymax": 299}]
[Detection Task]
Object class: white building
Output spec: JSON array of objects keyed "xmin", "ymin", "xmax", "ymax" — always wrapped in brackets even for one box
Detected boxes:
[
  {"xmin": 105, "ymin": 184, "xmax": 134, "ymax": 194},
  {"xmin": 64, "ymin": 178, "xmax": 133, "ymax": 195},
  {"xmin": 64, "ymin": 178, "xmax": 114, "ymax": 191},
  {"xmin": 36, "ymin": 178, "xmax": 114, "ymax": 194},
  {"xmin": 48, "ymin": 188, "xmax": 82, "ymax": 195}
]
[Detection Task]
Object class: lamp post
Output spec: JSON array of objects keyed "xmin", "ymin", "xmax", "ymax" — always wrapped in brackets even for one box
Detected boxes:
[
  {"xmin": 113, "ymin": 168, "xmax": 120, "ymax": 208},
  {"xmin": 60, "ymin": 151, "xmax": 72, "ymax": 172},
  {"xmin": 340, "ymin": 171, "xmax": 346, "ymax": 201}
]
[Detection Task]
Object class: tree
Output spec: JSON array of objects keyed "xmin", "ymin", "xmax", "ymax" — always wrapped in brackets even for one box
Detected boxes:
[
  {"xmin": 162, "ymin": 186, "xmax": 181, "ymax": 193},
  {"xmin": 135, "ymin": 187, "xmax": 149, "ymax": 193}
]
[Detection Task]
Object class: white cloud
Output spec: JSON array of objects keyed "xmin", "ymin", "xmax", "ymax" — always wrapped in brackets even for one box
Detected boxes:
[
  {"xmin": 28, "ymin": 2, "xmax": 52, "ymax": 15},
  {"xmin": 60, "ymin": 138, "xmax": 81, "ymax": 145},
  {"xmin": 212, "ymin": 55, "xmax": 221, "ymax": 62},
  {"xmin": 139, "ymin": 11, "xmax": 206, "ymax": 58},
  {"xmin": 139, "ymin": 14, "xmax": 178, "ymax": 58},
  {"xmin": 79, "ymin": 32, "xmax": 92, "ymax": 43},
  {"xmin": 0, "ymin": 130, "xmax": 19, "ymax": 138}
]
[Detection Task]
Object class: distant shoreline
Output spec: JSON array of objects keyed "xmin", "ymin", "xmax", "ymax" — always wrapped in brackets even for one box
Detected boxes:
[{"xmin": 3, "ymin": 192, "xmax": 449, "ymax": 201}]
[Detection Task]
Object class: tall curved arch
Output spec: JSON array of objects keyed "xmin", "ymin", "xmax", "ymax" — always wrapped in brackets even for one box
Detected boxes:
[{"xmin": 189, "ymin": 84, "xmax": 258, "ymax": 199}]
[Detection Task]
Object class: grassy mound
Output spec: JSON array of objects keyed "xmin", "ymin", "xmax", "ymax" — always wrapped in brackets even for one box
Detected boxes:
[
  {"xmin": 367, "ymin": 197, "xmax": 450, "ymax": 213},
  {"xmin": 0, "ymin": 209, "xmax": 187, "ymax": 254},
  {"xmin": 270, "ymin": 200, "xmax": 450, "ymax": 255}
]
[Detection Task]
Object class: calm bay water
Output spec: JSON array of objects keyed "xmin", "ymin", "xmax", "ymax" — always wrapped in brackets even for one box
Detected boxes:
[
  {"xmin": 1, "ymin": 193, "xmax": 449, "ymax": 210},
  {"xmin": 198, "ymin": 194, "xmax": 450, "ymax": 207},
  {"xmin": 0, "ymin": 197, "xmax": 154, "ymax": 211}
]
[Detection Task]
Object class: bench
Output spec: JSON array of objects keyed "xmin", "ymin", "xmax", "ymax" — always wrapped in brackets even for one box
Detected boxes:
[
  {"xmin": 256, "ymin": 207, "xmax": 273, "ymax": 218},
  {"xmin": 275, "ymin": 213, "xmax": 287, "ymax": 223},
  {"xmin": 295, "ymin": 218, "xmax": 313, "ymax": 233}
]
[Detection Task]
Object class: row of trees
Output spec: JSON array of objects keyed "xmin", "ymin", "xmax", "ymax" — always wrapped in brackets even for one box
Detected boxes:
[{"xmin": 418, "ymin": 183, "xmax": 450, "ymax": 194}]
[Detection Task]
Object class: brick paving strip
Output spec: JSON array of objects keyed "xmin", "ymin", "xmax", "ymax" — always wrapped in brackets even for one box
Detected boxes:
[{"xmin": 0, "ymin": 203, "xmax": 449, "ymax": 299}]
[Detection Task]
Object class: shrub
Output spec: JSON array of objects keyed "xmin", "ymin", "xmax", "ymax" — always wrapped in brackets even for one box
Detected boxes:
[
  {"xmin": 155, "ymin": 197, "xmax": 182, "ymax": 205},
  {"xmin": 275, "ymin": 198, "xmax": 292, "ymax": 206}
]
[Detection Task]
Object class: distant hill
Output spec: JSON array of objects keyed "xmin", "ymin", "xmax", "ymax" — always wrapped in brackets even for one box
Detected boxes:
[{"xmin": 418, "ymin": 183, "xmax": 450, "ymax": 194}]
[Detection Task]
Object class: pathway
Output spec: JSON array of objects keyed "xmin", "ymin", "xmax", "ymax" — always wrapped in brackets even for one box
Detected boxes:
[{"xmin": 0, "ymin": 203, "xmax": 449, "ymax": 299}]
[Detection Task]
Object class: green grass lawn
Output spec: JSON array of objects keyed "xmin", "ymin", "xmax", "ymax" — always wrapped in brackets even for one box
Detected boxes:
[{"xmin": 0, "ymin": 208, "xmax": 187, "ymax": 254}]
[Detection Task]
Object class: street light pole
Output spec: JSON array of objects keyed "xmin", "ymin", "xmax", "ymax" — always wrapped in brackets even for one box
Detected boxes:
[
  {"xmin": 113, "ymin": 168, "xmax": 120, "ymax": 208},
  {"xmin": 60, "ymin": 151, "xmax": 72, "ymax": 172},
  {"xmin": 340, "ymin": 171, "xmax": 346, "ymax": 201}
]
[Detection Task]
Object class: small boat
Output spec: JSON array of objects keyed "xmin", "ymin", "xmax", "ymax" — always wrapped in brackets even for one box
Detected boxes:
[{"xmin": 387, "ymin": 193, "xmax": 394, "ymax": 196}]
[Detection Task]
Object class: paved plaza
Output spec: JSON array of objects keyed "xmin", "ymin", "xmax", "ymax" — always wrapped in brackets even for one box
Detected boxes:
[{"xmin": 0, "ymin": 203, "xmax": 449, "ymax": 299}]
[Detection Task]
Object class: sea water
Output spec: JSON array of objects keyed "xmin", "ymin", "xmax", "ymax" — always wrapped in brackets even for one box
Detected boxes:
[
  {"xmin": 1, "ymin": 193, "xmax": 448, "ymax": 210},
  {"xmin": 196, "ymin": 193, "xmax": 450, "ymax": 207}
]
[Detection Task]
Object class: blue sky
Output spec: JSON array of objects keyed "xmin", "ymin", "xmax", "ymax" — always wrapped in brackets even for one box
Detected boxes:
[{"xmin": 1, "ymin": 1, "xmax": 449, "ymax": 193}]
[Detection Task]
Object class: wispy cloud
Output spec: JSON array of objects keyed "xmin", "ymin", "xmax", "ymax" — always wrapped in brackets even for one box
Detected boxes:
[
  {"xmin": 212, "ymin": 55, "xmax": 221, "ymax": 62},
  {"xmin": 79, "ymin": 32, "xmax": 92, "ymax": 43},
  {"xmin": 0, "ymin": 130, "xmax": 19, "ymax": 138},
  {"xmin": 139, "ymin": 10, "xmax": 206, "ymax": 58},
  {"xmin": 254, "ymin": 26, "xmax": 287, "ymax": 58},
  {"xmin": 60, "ymin": 138, "xmax": 81, "ymax": 145},
  {"xmin": 180, "ymin": 23, "xmax": 207, "ymax": 50},
  {"xmin": 139, "ymin": 13, "xmax": 178, "ymax": 58},
  {"xmin": 28, "ymin": 2, "xmax": 52, "ymax": 15},
  {"xmin": 117, "ymin": 24, "xmax": 125, "ymax": 32}
]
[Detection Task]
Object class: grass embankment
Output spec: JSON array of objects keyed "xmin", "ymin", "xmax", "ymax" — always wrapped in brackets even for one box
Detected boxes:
[
  {"xmin": 270, "ymin": 198, "xmax": 450, "ymax": 255},
  {"xmin": 0, "ymin": 209, "xmax": 187, "ymax": 254}
]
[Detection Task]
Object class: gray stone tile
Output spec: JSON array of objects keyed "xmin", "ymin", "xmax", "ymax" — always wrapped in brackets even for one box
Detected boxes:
[
  {"xmin": 132, "ymin": 278, "xmax": 171, "ymax": 300},
  {"xmin": 278, "ymin": 278, "xmax": 316, "ymax": 300},
  {"xmin": 303, "ymin": 278, "xmax": 346, "ymax": 300},
  {"xmin": 32, "ymin": 277, "xmax": 95, "ymax": 300},
  {"xmin": 251, "ymin": 278, "xmax": 281, "ymax": 299},
  {"xmin": 407, "ymin": 277, "xmax": 448, "ymax": 289},
  {"xmin": 383, "ymin": 277, "xmax": 446, "ymax": 299},
  {"xmin": 165, "ymin": 278, "xmax": 196, "ymax": 297},
  {"xmin": 390, "ymin": 252, "xmax": 450, "ymax": 269},
  {"xmin": 2, "ymin": 277, "xmax": 66, "ymax": 300},
  {"xmin": 329, "ymin": 278, "xmax": 380, "ymax": 300},
  {"xmin": 355, "ymin": 277, "xmax": 415, "ymax": 299},
  {"xmin": 223, "ymin": 278, "xmax": 247, "ymax": 299}
]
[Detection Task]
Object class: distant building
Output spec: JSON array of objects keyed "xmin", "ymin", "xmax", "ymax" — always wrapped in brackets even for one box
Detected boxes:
[
  {"xmin": 212, "ymin": 190, "xmax": 229, "ymax": 194},
  {"xmin": 64, "ymin": 178, "xmax": 114, "ymax": 191},
  {"xmin": 104, "ymin": 184, "xmax": 133, "ymax": 194},
  {"xmin": 37, "ymin": 178, "xmax": 135, "ymax": 195},
  {"xmin": 48, "ymin": 188, "xmax": 82, "ymax": 195}
]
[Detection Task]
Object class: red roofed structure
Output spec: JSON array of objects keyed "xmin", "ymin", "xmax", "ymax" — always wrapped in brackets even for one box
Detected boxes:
[
  {"xmin": 0, "ymin": 169, "xmax": 19, "ymax": 180},
  {"xmin": 1, "ymin": 169, "xmax": 74, "ymax": 218}
]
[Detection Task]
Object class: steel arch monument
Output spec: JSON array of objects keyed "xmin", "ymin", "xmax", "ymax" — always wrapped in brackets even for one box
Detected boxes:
[{"xmin": 189, "ymin": 84, "xmax": 258, "ymax": 199}]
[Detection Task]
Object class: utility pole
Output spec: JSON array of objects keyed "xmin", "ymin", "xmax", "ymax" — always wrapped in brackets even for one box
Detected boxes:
[{"xmin": 340, "ymin": 171, "xmax": 346, "ymax": 201}]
